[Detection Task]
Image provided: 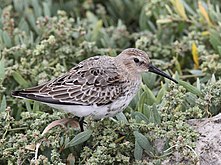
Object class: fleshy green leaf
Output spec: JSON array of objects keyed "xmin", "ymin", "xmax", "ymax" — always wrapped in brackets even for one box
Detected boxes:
[
  {"xmin": 13, "ymin": 0, "xmax": 24, "ymax": 12},
  {"xmin": 149, "ymin": 108, "xmax": 155, "ymax": 123},
  {"xmin": 12, "ymin": 71, "xmax": 29, "ymax": 88},
  {"xmin": 142, "ymin": 72, "xmax": 156, "ymax": 89},
  {"xmin": 133, "ymin": 111, "xmax": 149, "ymax": 124},
  {"xmin": 218, "ymin": 46, "xmax": 221, "ymax": 55},
  {"xmin": 33, "ymin": 101, "xmax": 40, "ymax": 112},
  {"xmin": 25, "ymin": 8, "xmax": 38, "ymax": 34},
  {"xmin": 209, "ymin": 30, "xmax": 221, "ymax": 55},
  {"xmin": 196, "ymin": 78, "xmax": 201, "ymax": 91},
  {"xmin": 0, "ymin": 58, "xmax": 5, "ymax": 81},
  {"xmin": 116, "ymin": 112, "xmax": 128, "ymax": 123},
  {"xmin": 91, "ymin": 20, "xmax": 103, "ymax": 42},
  {"xmin": 43, "ymin": 2, "xmax": 51, "ymax": 16},
  {"xmin": 25, "ymin": 100, "xmax": 32, "ymax": 112},
  {"xmin": 152, "ymin": 104, "xmax": 161, "ymax": 124},
  {"xmin": 143, "ymin": 104, "xmax": 151, "ymax": 118},
  {"xmin": 134, "ymin": 140, "xmax": 143, "ymax": 160},
  {"xmin": 173, "ymin": 57, "xmax": 182, "ymax": 75},
  {"xmin": 184, "ymin": 92, "xmax": 197, "ymax": 106},
  {"xmin": 18, "ymin": 17, "xmax": 30, "ymax": 32},
  {"xmin": 0, "ymin": 95, "xmax": 6, "ymax": 112},
  {"xmin": 31, "ymin": 0, "xmax": 42, "ymax": 17},
  {"xmin": 2, "ymin": 31, "xmax": 12, "ymax": 47},
  {"xmin": 156, "ymin": 84, "xmax": 166, "ymax": 103},
  {"xmin": 65, "ymin": 129, "xmax": 92, "ymax": 148},
  {"xmin": 142, "ymin": 85, "xmax": 156, "ymax": 105},
  {"xmin": 138, "ymin": 91, "xmax": 146, "ymax": 112},
  {"xmin": 178, "ymin": 80, "xmax": 203, "ymax": 97},
  {"xmin": 133, "ymin": 131, "xmax": 154, "ymax": 156}
]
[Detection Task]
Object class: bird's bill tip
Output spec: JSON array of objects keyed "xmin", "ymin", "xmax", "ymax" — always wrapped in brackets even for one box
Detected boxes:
[{"xmin": 148, "ymin": 64, "xmax": 178, "ymax": 83}]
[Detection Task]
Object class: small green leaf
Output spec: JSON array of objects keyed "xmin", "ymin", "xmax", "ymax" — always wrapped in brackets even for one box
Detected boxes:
[
  {"xmin": 139, "ymin": 5, "xmax": 149, "ymax": 30},
  {"xmin": 134, "ymin": 131, "xmax": 154, "ymax": 156},
  {"xmin": 209, "ymin": 104, "xmax": 218, "ymax": 115},
  {"xmin": 31, "ymin": 0, "xmax": 42, "ymax": 17},
  {"xmin": 142, "ymin": 72, "xmax": 156, "ymax": 89},
  {"xmin": 133, "ymin": 111, "xmax": 149, "ymax": 124},
  {"xmin": 173, "ymin": 57, "xmax": 182, "ymax": 75},
  {"xmin": 43, "ymin": 2, "xmax": 51, "ymax": 16},
  {"xmin": 178, "ymin": 80, "xmax": 203, "ymax": 97},
  {"xmin": 91, "ymin": 20, "xmax": 103, "ymax": 42},
  {"xmin": 0, "ymin": 58, "xmax": 5, "ymax": 81},
  {"xmin": 149, "ymin": 108, "xmax": 155, "ymax": 123},
  {"xmin": 13, "ymin": 0, "xmax": 24, "ymax": 12},
  {"xmin": 25, "ymin": 100, "xmax": 32, "ymax": 112},
  {"xmin": 196, "ymin": 78, "xmax": 201, "ymax": 91},
  {"xmin": 210, "ymin": 30, "xmax": 221, "ymax": 55},
  {"xmin": 0, "ymin": 95, "xmax": 6, "ymax": 112},
  {"xmin": 152, "ymin": 104, "xmax": 161, "ymax": 124},
  {"xmin": 134, "ymin": 140, "xmax": 143, "ymax": 160},
  {"xmin": 116, "ymin": 112, "xmax": 128, "ymax": 123},
  {"xmin": 18, "ymin": 17, "xmax": 30, "ymax": 32},
  {"xmin": 2, "ymin": 31, "xmax": 12, "ymax": 47},
  {"xmin": 156, "ymin": 84, "xmax": 166, "ymax": 103},
  {"xmin": 15, "ymin": 108, "xmax": 22, "ymax": 120},
  {"xmin": 142, "ymin": 85, "xmax": 156, "ymax": 105},
  {"xmin": 25, "ymin": 9, "xmax": 38, "ymax": 34},
  {"xmin": 138, "ymin": 91, "xmax": 146, "ymax": 112},
  {"xmin": 33, "ymin": 101, "xmax": 39, "ymax": 112},
  {"xmin": 184, "ymin": 92, "xmax": 197, "ymax": 106},
  {"xmin": 65, "ymin": 129, "xmax": 92, "ymax": 148},
  {"xmin": 143, "ymin": 104, "xmax": 151, "ymax": 118},
  {"xmin": 218, "ymin": 46, "xmax": 221, "ymax": 56},
  {"xmin": 12, "ymin": 71, "xmax": 29, "ymax": 88},
  {"xmin": 182, "ymin": 0, "xmax": 196, "ymax": 15}
]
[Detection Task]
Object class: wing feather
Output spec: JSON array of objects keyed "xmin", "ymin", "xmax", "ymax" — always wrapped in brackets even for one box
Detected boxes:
[{"xmin": 13, "ymin": 56, "xmax": 126, "ymax": 106}]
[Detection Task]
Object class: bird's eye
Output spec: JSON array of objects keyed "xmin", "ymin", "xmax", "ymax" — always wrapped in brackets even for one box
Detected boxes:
[{"xmin": 133, "ymin": 58, "xmax": 140, "ymax": 63}]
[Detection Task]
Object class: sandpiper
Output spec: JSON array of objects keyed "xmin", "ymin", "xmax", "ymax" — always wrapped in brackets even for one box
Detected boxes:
[{"xmin": 12, "ymin": 48, "xmax": 177, "ymax": 129}]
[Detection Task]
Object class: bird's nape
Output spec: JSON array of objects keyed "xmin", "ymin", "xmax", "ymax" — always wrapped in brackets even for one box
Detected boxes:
[{"xmin": 148, "ymin": 64, "xmax": 177, "ymax": 83}]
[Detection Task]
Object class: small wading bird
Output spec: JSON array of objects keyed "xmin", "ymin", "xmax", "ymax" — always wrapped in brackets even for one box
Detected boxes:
[{"xmin": 12, "ymin": 48, "xmax": 177, "ymax": 131}]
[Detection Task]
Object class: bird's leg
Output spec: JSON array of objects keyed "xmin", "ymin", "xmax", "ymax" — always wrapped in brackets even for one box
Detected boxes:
[
  {"xmin": 72, "ymin": 116, "xmax": 85, "ymax": 131},
  {"xmin": 79, "ymin": 117, "xmax": 85, "ymax": 132}
]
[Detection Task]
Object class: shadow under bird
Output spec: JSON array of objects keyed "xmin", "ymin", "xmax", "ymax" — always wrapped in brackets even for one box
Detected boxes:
[{"xmin": 12, "ymin": 48, "xmax": 177, "ymax": 129}]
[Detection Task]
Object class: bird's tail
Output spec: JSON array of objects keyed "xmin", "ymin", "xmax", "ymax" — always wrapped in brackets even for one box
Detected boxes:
[{"xmin": 11, "ymin": 90, "xmax": 29, "ymax": 98}]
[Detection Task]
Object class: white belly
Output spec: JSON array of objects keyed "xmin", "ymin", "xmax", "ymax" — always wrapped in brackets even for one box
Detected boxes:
[
  {"xmin": 45, "ymin": 93, "xmax": 134, "ymax": 120},
  {"xmin": 46, "ymin": 103, "xmax": 106, "ymax": 119}
]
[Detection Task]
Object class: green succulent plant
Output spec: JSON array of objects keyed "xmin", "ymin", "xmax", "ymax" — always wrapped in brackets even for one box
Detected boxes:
[{"xmin": 1, "ymin": 0, "xmax": 221, "ymax": 164}]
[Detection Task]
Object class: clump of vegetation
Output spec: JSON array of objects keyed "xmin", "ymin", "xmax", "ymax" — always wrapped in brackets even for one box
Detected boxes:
[{"xmin": 0, "ymin": 0, "xmax": 221, "ymax": 164}]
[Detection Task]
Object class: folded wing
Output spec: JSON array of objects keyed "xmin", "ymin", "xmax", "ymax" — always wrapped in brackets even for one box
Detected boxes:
[{"xmin": 12, "ymin": 56, "xmax": 125, "ymax": 106}]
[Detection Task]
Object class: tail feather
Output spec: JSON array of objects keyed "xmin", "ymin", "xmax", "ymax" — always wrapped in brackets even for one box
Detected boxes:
[
  {"xmin": 12, "ymin": 90, "xmax": 47, "ymax": 102},
  {"xmin": 11, "ymin": 90, "xmax": 23, "ymax": 97},
  {"xmin": 11, "ymin": 90, "xmax": 77, "ymax": 105},
  {"xmin": 11, "ymin": 90, "xmax": 30, "ymax": 99}
]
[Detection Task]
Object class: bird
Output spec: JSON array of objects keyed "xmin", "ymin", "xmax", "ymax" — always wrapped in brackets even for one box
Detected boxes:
[{"xmin": 12, "ymin": 48, "xmax": 177, "ymax": 130}]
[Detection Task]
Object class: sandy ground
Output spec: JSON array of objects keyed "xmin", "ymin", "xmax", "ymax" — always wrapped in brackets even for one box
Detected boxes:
[{"xmin": 188, "ymin": 113, "xmax": 221, "ymax": 165}]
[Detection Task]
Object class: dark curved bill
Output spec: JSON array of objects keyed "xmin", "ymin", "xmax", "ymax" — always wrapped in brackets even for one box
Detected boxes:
[{"xmin": 148, "ymin": 64, "xmax": 178, "ymax": 83}]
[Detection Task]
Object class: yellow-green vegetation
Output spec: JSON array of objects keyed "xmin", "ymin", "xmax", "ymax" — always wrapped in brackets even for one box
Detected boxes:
[{"xmin": 0, "ymin": 0, "xmax": 221, "ymax": 164}]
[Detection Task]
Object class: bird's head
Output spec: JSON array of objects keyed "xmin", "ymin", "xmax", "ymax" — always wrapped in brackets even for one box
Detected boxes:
[{"xmin": 117, "ymin": 48, "xmax": 177, "ymax": 83}]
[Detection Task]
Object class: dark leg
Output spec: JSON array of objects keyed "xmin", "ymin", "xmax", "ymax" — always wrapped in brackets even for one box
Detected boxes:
[{"xmin": 79, "ymin": 117, "xmax": 85, "ymax": 132}]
